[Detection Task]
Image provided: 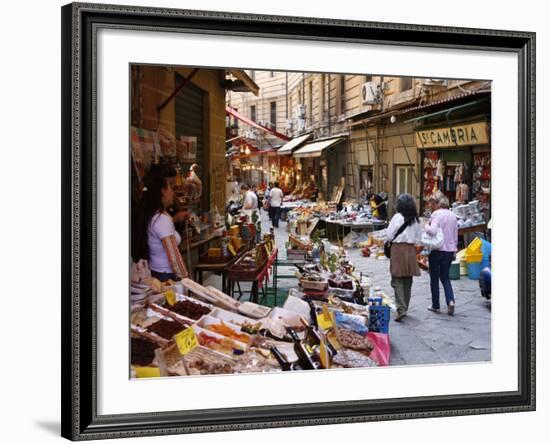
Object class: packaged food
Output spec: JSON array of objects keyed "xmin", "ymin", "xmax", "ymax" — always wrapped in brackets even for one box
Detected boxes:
[
  {"xmin": 238, "ymin": 301, "xmax": 272, "ymax": 319},
  {"xmin": 207, "ymin": 248, "xmax": 222, "ymax": 257}
]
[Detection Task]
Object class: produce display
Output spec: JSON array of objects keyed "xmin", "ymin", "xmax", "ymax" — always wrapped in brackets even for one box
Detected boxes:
[
  {"xmin": 130, "ymin": 254, "xmax": 391, "ymax": 378},
  {"xmin": 147, "ymin": 319, "xmax": 186, "ymax": 340},
  {"xmin": 168, "ymin": 299, "xmax": 211, "ymax": 320},
  {"xmin": 131, "ymin": 337, "xmax": 158, "ymax": 366}
]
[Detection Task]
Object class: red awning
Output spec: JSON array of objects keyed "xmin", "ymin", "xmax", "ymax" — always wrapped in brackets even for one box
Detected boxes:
[
  {"xmin": 226, "ymin": 106, "xmax": 291, "ymax": 141},
  {"xmin": 226, "ymin": 136, "xmax": 278, "ymax": 159}
]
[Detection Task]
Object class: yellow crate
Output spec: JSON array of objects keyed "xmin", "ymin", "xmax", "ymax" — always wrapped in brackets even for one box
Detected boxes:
[
  {"xmin": 465, "ymin": 253, "xmax": 483, "ymax": 263},
  {"xmin": 465, "ymin": 237, "xmax": 482, "ymax": 256}
]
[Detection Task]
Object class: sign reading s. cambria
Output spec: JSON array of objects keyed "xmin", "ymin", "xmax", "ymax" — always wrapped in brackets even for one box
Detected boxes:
[{"xmin": 415, "ymin": 121, "xmax": 489, "ymax": 148}]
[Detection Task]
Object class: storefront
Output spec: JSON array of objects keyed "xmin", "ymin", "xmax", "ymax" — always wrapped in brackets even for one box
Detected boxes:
[
  {"xmin": 292, "ymin": 137, "xmax": 346, "ymax": 201},
  {"xmin": 416, "ymin": 120, "xmax": 491, "ymax": 214}
]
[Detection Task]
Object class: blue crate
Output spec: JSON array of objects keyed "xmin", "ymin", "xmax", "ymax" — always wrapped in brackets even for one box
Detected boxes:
[{"xmin": 368, "ymin": 305, "xmax": 390, "ymax": 334}]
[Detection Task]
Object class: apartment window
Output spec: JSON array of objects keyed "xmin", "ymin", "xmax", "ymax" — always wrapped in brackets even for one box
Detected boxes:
[
  {"xmin": 359, "ymin": 167, "xmax": 373, "ymax": 193},
  {"xmin": 339, "ymin": 75, "xmax": 346, "ymax": 114},
  {"xmin": 250, "ymin": 105, "xmax": 256, "ymax": 122},
  {"xmin": 270, "ymin": 102, "xmax": 277, "ymax": 129},
  {"xmin": 395, "ymin": 165, "xmax": 414, "ymax": 196},
  {"xmin": 401, "ymin": 77, "xmax": 413, "ymax": 92}
]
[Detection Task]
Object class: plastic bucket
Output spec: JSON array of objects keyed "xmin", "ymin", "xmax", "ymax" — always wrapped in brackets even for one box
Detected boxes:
[
  {"xmin": 459, "ymin": 260, "xmax": 468, "ymax": 276},
  {"xmin": 465, "ymin": 237, "xmax": 482, "ymax": 256},
  {"xmin": 467, "ymin": 261, "xmax": 483, "ymax": 280},
  {"xmin": 466, "ymin": 253, "xmax": 483, "ymax": 263},
  {"xmin": 449, "ymin": 261, "xmax": 460, "ymax": 280}
]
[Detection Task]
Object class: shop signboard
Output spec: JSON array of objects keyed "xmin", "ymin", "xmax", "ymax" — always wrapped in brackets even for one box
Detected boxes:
[{"xmin": 415, "ymin": 121, "xmax": 489, "ymax": 149}]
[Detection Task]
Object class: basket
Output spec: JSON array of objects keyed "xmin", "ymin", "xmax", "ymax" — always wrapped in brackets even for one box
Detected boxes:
[
  {"xmin": 299, "ymin": 277, "xmax": 328, "ymax": 291},
  {"xmin": 286, "ymin": 249, "xmax": 306, "ymax": 261},
  {"xmin": 368, "ymin": 305, "xmax": 390, "ymax": 334}
]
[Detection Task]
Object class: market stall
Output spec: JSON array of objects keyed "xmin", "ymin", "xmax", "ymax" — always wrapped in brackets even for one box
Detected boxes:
[{"xmin": 130, "ymin": 240, "xmax": 393, "ymax": 377}]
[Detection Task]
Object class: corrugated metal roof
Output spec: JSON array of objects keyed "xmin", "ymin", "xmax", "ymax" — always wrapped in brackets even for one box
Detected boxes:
[{"xmin": 350, "ymin": 90, "xmax": 490, "ymax": 127}]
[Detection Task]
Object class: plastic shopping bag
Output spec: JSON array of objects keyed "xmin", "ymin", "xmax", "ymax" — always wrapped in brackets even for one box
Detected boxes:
[{"xmin": 421, "ymin": 227, "xmax": 444, "ymax": 250}]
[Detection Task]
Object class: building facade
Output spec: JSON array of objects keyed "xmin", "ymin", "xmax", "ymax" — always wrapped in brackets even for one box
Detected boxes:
[{"xmin": 229, "ymin": 70, "xmax": 490, "ymax": 213}]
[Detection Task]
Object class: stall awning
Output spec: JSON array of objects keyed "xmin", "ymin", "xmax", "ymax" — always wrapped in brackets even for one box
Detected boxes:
[
  {"xmin": 228, "ymin": 70, "xmax": 260, "ymax": 96},
  {"xmin": 293, "ymin": 137, "xmax": 343, "ymax": 158},
  {"xmin": 225, "ymin": 106, "xmax": 291, "ymax": 141},
  {"xmin": 277, "ymin": 133, "xmax": 313, "ymax": 155}
]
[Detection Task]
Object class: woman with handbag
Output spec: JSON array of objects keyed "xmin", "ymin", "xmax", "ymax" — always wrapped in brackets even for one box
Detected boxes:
[
  {"xmin": 425, "ymin": 192, "xmax": 459, "ymax": 315},
  {"xmin": 385, "ymin": 193, "xmax": 422, "ymax": 321}
]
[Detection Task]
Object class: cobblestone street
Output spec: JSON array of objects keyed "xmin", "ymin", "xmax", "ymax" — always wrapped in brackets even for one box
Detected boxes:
[
  {"xmin": 266, "ymin": 211, "xmax": 492, "ymax": 367},
  {"xmin": 205, "ymin": 211, "xmax": 491, "ymax": 366}
]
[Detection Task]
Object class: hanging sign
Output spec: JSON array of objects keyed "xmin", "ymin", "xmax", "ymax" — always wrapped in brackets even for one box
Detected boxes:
[{"xmin": 416, "ymin": 121, "xmax": 489, "ymax": 148}]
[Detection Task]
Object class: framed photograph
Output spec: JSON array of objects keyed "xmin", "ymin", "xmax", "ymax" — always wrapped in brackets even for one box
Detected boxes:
[{"xmin": 61, "ymin": 2, "xmax": 535, "ymax": 440}]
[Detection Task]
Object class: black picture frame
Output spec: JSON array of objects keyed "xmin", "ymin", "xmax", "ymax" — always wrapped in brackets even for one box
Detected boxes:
[{"xmin": 61, "ymin": 2, "xmax": 536, "ymax": 440}]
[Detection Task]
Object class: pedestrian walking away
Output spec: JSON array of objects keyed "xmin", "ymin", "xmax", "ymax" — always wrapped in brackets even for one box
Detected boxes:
[
  {"xmin": 425, "ymin": 191, "xmax": 459, "ymax": 315},
  {"xmin": 386, "ymin": 193, "xmax": 422, "ymax": 321},
  {"xmin": 268, "ymin": 181, "xmax": 284, "ymax": 228}
]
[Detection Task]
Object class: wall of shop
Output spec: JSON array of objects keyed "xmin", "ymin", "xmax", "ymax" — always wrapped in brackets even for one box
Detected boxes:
[
  {"xmin": 133, "ymin": 65, "xmax": 228, "ymax": 213},
  {"xmin": 175, "ymin": 67, "xmax": 227, "ymax": 213}
]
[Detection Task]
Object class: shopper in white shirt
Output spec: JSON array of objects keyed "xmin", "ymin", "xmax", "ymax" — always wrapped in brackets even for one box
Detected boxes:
[
  {"xmin": 133, "ymin": 166, "xmax": 189, "ymax": 282},
  {"xmin": 385, "ymin": 193, "xmax": 422, "ymax": 321},
  {"xmin": 268, "ymin": 182, "xmax": 284, "ymax": 228},
  {"xmin": 240, "ymin": 183, "xmax": 258, "ymax": 222}
]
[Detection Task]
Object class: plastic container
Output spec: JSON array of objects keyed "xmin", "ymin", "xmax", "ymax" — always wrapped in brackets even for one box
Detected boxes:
[
  {"xmin": 368, "ymin": 305, "xmax": 390, "ymax": 334},
  {"xmin": 465, "ymin": 237, "xmax": 482, "ymax": 256},
  {"xmin": 459, "ymin": 259, "xmax": 468, "ymax": 276},
  {"xmin": 449, "ymin": 261, "xmax": 460, "ymax": 280},
  {"xmin": 466, "ymin": 253, "xmax": 483, "ymax": 263},
  {"xmin": 480, "ymin": 239, "xmax": 492, "ymax": 270},
  {"xmin": 467, "ymin": 261, "xmax": 483, "ymax": 280}
]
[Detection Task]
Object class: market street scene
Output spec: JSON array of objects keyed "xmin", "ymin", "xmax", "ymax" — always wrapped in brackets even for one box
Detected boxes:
[{"xmin": 130, "ymin": 66, "xmax": 492, "ymax": 376}]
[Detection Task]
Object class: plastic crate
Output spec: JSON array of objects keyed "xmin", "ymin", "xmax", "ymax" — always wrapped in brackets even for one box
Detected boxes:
[{"xmin": 368, "ymin": 305, "xmax": 390, "ymax": 334}]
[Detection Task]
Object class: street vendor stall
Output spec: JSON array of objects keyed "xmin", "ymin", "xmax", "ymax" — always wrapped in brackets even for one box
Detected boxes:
[{"xmin": 130, "ymin": 237, "xmax": 393, "ymax": 377}]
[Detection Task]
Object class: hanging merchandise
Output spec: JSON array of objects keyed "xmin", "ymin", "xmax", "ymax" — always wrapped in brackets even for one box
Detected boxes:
[
  {"xmin": 472, "ymin": 152, "xmax": 491, "ymax": 195},
  {"xmin": 157, "ymin": 125, "xmax": 177, "ymax": 158},
  {"xmin": 456, "ymin": 182, "xmax": 469, "ymax": 203},
  {"xmin": 422, "ymin": 151, "xmax": 439, "ymax": 199},
  {"xmin": 435, "ymin": 159, "xmax": 445, "ymax": 182}
]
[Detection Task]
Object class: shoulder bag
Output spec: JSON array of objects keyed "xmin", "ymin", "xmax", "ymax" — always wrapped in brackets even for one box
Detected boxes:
[{"xmin": 384, "ymin": 220, "xmax": 410, "ymax": 258}]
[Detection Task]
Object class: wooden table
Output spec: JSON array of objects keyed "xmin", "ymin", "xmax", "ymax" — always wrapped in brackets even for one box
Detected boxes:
[
  {"xmin": 458, "ymin": 223, "xmax": 487, "ymax": 236},
  {"xmin": 193, "ymin": 248, "xmax": 248, "ymax": 294},
  {"xmin": 180, "ymin": 233, "xmax": 221, "ymax": 254},
  {"xmin": 458, "ymin": 223, "xmax": 488, "ymax": 249}
]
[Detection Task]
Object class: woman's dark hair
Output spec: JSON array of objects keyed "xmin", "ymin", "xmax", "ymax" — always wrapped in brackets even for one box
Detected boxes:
[
  {"xmin": 131, "ymin": 165, "xmax": 176, "ymax": 262},
  {"xmin": 274, "ymin": 181, "xmax": 279, "ymax": 188},
  {"xmin": 395, "ymin": 193, "xmax": 419, "ymax": 224}
]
